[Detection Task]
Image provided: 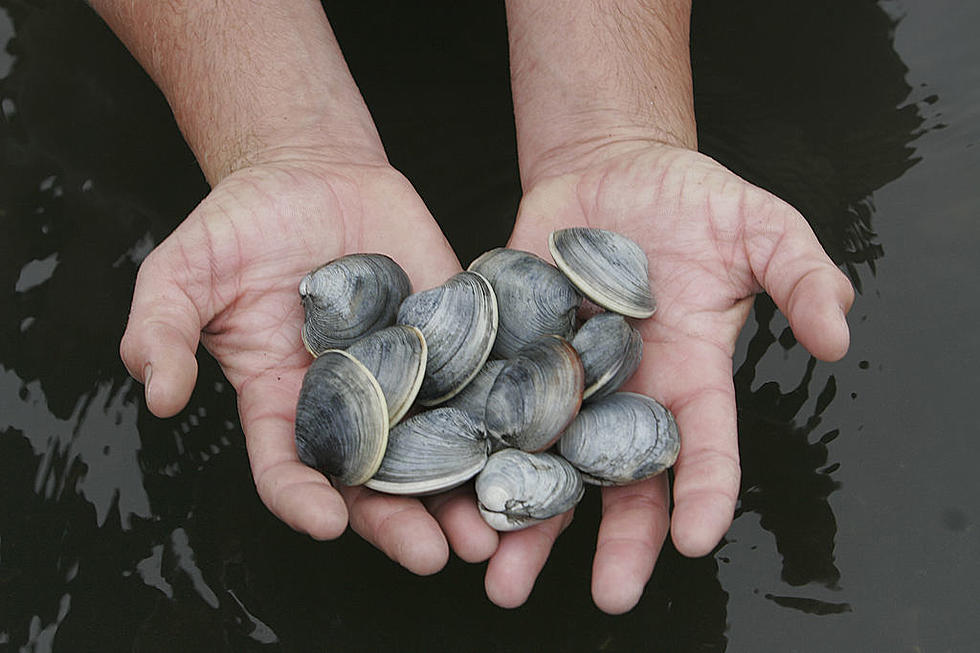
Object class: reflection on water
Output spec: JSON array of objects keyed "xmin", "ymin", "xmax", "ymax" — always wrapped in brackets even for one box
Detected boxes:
[
  {"xmin": 0, "ymin": 367, "xmax": 149, "ymax": 527},
  {"xmin": 733, "ymin": 297, "xmax": 848, "ymax": 612},
  {"xmin": 693, "ymin": 0, "xmax": 925, "ymax": 289},
  {"xmin": 0, "ymin": 0, "xmax": 206, "ymax": 421},
  {"xmin": 0, "ymin": 0, "xmax": 941, "ymax": 650},
  {"xmin": 693, "ymin": 0, "xmax": 928, "ymax": 622}
]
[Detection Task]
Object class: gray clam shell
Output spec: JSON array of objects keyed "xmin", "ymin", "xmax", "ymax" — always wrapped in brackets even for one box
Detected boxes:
[
  {"xmin": 444, "ymin": 359, "xmax": 509, "ymax": 452},
  {"xmin": 485, "ymin": 335, "xmax": 584, "ymax": 452},
  {"xmin": 365, "ymin": 407, "xmax": 489, "ymax": 496},
  {"xmin": 396, "ymin": 271, "xmax": 498, "ymax": 405},
  {"xmin": 572, "ymin": 313, "xmax": 643, "ymax": 401},
  {"xmin": 294, "ymin": 350, "xmax": 389, "ymax": 486},
  {"xmin": 476, "ymin": 449, "xmax": 584, "ymax": 531},
  {"xmin": 548, "ymin": 228, "xmax": 656, "ymax": 319},
  {"xmin": 300, "ymin": 254, "xmax": 411, "ymax": 355},
  {"xmin": 345, "ymin": 325, "xmax": 427, "ymax": 425},
  {"xmin": 468, "ymin": 248, "xmax": 582, "ymax": 358},
  {"xmin": 558, "ymin": 392, "xmax": 680, "ymax": 485},
  {"xmin": 443, "ymin": 359, "xmax": 506, "ymax": 424}
]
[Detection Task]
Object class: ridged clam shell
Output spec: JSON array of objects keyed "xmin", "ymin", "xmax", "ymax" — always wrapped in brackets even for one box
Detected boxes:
[
  {"xmin": 294, "ymin": 350, "xmax": 389, "ymax": 486},
  {"xmin": 475, "ymin": 449, "xmax": 584, "ymax": 531},
  {"xmin": 572, "ymin": 313, "xmax": 643, "ymax": 401},
  {"xmin": 485, "ymin": 335, "xmax": 584, "ymax": 452},
  {"xmin": 300, "ymin": 254, "xmax": 411, "ymax": 355},
  {"xmin": 443, "ymin": 359, "xmax": 508, "ymax": 453},
  {"xmin": 443, "ymin": 359, "xmax": 506, "ymax": 423},
  {"xmin": 396, "ymin": 271, "xmax": 498, "ymax": 405},
  {"xmin": 558, "ymin": 392, "xmax": 679, "ymax": 485},
  {"xmin": 365, "ymin": 407, "xmax": 489, "ymax": 495},
  {"xmin": 468, "ymin": 248, "xmax": 582, "ymax": 358},
  {"xmin": 548, "ymin": 228, "xmax": 656, "ymax": 319},
  {"xmin": 345, "ymin": 325, "xmax": 427, "ymax": 425}
]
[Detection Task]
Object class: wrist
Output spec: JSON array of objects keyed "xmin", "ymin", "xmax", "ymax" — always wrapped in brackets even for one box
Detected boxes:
[
  {"xmin": 507, "ymin": 0, "xmax": 697, "ymax": 186},
  {"xmin": 179, "ymin": 105, "xmax": 388, "ymax": 185},
  {"xmin": 92, "ymin": 0, "xmax": 387, "ymax": 186},
  {"xmin": 513, "ymin": 112, "xmax": 696, "ymax": 187}
]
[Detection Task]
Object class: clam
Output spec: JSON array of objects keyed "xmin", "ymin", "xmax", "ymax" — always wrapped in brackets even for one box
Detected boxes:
[
  {"xmin": 468, "ymin": 248, "xmax": 582, "ymax": 358},
  {"xmin": 345, "ymin": 325, "xmax": 427, "ymax": 425},
  {"xmin": 475, "ymin": 449, "xmax": 584, "ymax": 531},
  {"xmin": 365, "ymin": 407, "xmax": 489, "ymax": 495},
  {"xmin": 548, "ymin": 228, "xmax": 656, "ymax": 319},
  {"xmin": 443, "ymin": 359, "xmax": 509, "ymax": 453},
  {"xmin": 485, "ymin": 335, "xmax": 584, "ymax": 452},
  {"xmin": 396, "ymin": 271, "xmax": 498, "ymax": 405},
  {"xmin": 571, "ymin": 312, "xmax": 643, "ymax": 401},
  {"xmin": 558, "ymin": 392, "xmax": 679, "ymax": 485},
  {"xmin": 442, "ymin": 359, "xmax": 506, "ymax": 424},
  {"xmin": 300, "ymin": 254, "xmax": 411, "ymax": 355},
  {"xmin": 294, "ymin": 349, "xmax": 389, "ymax": 486}
]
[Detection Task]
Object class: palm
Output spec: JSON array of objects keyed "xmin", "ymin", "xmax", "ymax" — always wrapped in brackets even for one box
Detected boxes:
[
  {"xmin": 501, "ymin": 144, "xmax": 853, "ymax": 613},
  {"xmin": 192, "ymin": 163, "xmax": 460, "ymax": 387},
  {"xmin": 121, "ymin": 160, "xmax": 497, "ymax": 572},
  {"xmin": 513, "ymin": 146, "xmax": 769, "ymax": 337}
]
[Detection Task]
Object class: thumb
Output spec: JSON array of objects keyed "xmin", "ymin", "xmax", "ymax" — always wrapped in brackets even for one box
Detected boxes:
[
  {"xmin": 120, "ymin": 245, "xmax": 209, "ymax": 417},
  {"xmin": 748, "ymin": 196, "xmax": 855, "ymax": 361}
]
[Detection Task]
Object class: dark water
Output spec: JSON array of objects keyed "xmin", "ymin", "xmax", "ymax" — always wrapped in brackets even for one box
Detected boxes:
[{"xmin": 2, "ymin": 1, "xmax": 978, "ymax": 651}]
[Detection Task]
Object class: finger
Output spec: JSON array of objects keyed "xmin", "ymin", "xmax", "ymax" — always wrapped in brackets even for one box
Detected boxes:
[
  {"xmin": 627, "ymin": 327, "xmax": 741, "ymax": 558},
  {"xmin": 240, "ymin": 371, "xmax": 348, "ymax": 540},
  {"xmin": 747, "ymin": 197, "xmax": 855, "ymax": 361},
  {"xmin": 484, "ymin": 511, "xmax": 573, "ymax": 609},
  {"xmin": 423, "ymin": 486, "xmax": 499, "ymax": 563},
  {"xmin": 120, "ymin": 247, "xmax": 205, "ymax": 418},
  {"xmin": 591, "ymin": 476, "xmax": 670, "ymax": 614},
  {"xmin": 384, "ymin": 236, "xmax": 462, "ymax": 293},
  {"xmin": 343, "ymin": 485, "xmax": 450, "ymax": 576},
  {"xmin": 356, "ymin": 181, "xmax": 465, "ymax": 292},
  {"xmin": 669, "ymin": 383, "xmax": 741, "ymax": 557},
  {"xmin": 505, "ymin": 180, "xmax": 583, "ymax": 260}
]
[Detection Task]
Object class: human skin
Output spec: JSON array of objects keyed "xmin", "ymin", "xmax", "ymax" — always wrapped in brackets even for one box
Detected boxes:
[
  {"xmin": 91, "ymin": 0, "xmax": 502, "ymax": 574},
  {"xmin": 497, "ymin": 0, "xmax": 854, "ymax": 613},
  {"xmin": 92, "ymin": 0, "xmax": 854, "ymax": 615}
]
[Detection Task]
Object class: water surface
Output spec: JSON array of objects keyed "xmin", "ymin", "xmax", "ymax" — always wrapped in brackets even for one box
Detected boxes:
[{"xmin": 1, "ymin": 1, "xmax": 978, "ymax": 651}]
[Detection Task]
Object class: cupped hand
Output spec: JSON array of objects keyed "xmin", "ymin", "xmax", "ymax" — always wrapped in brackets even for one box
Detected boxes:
[
  {"xmin": 119, "ymin": 156, "xmax": 499, "ymax": 573},
  {"xmin": 489, "ymin": 142, "xmax": 854, "ymax": 613}
]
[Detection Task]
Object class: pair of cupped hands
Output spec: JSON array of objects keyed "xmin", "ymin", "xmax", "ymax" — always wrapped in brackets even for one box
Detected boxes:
[{"xmin": 120, "ymin": 139, "xmax": 853, "ymax": 614}]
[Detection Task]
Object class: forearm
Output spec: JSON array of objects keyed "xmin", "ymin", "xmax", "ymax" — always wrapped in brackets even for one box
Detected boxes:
[
  {"xmin": 506, "ymin": 0, "xmax": 696, "ymax": 185},
  {"xmin": 90, "ymin": 0, "xmax": 385, "ymax": 184}
]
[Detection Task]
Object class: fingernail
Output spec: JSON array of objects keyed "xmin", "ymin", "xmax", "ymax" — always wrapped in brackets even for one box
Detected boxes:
[{"xmin": 143, "ymin": 363, "xmax": 153, "ymax": 401}]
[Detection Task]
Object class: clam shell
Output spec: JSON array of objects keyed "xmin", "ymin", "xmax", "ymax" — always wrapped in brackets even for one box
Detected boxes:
[
  {"xmin": 365, "ymin": 407, "xmax": 489, "ymax": 495},
  {"xmin": 468, "ymin": 248, "xmax": 582, "ymax": 358},
  {"xmin": 345, "ymin": 325, "xmax": 427, "ymax": 425},
  {"xmin": 485, "ymin": 335, "xmax": 584, "ymax": 452},
  {"xmin": 558, "ymin": 392, "xmax": 679, "ymax": 485},
  {"xmin": 443, "ymin": 359, "xmax": 506, "ymax": 424},
  {"xmin": 572, "ymin": 312, "xmax": 643, "ymax": 401},
  {"xmin": 396, "ymin": 271, "xmax": 498, "ymax": 405},
  {"xmin": 476, "ymin": 449, "xmax": 584, "ymax": 531},
  {"xmin": 548, "ymin": 228, "xmax": 656, "ymax": 319},
  {"xmin": 300, "ymin": 254, "xmax": 411, "ymax": 355},
  {"xmin": 443, "ymin": 359, "xmax": 509, "ymax": 452},
  {"xmin": 294, "ymin": 349, "xmax": 389, "ymax": 486}
]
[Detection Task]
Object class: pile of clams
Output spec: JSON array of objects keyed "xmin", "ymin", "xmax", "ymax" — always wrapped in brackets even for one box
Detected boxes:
[{"xmin": 294, "ymin": 228, "xmax": 680, "ymax": 532}]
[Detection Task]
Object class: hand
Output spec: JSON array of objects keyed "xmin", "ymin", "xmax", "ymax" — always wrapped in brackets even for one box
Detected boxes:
[
  {"xmin": 491, "ymin": 142, "xmax": 854, "ymax": 613},
  {"xmin": 119, "ymin": 155, "xmax": 499, "ymax": 574}
]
